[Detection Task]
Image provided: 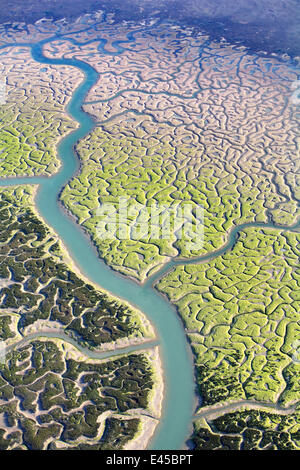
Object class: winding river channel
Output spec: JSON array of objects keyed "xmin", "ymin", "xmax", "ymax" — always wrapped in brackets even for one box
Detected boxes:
[
  {"xmin": 0, "ymin": 33, "xmax": 197, "ymax": 450},
  {"xmin": 0, "ymin": 25, "xmax": 299, "ymax": 450}
]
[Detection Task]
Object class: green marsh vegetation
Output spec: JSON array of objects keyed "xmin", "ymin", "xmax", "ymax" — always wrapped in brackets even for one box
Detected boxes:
[
  {"xmin": 61, "ymin": 123, "xmax": 300, "ymax": 281},
  {"xmin": 0, "ymin": 339, "xmax": 154, "ymax": 449},
  {"xmin": 157, "ymin": 227, "xmax": 300, "ymax": 407},
  {"xmin": 0, "ymin": 186, "xmax": 157, "ymax": 449},
  {"xmin": 192, "ymin": 409, "xmax": 300, "ymax": 450},
  {"xmin": 0, "ymin": 186, "xmax": 151, "ymax": 347},
  {"xmin": 0, "ymin": 52, "xmax": 81, "ymax": 177}
]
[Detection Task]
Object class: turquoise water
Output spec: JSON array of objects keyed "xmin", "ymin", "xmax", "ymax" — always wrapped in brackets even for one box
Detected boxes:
[
  {"xmin": 7, "ymin": 331, "xmax": 159, "ymax": 361},
  {"xmin": 0, "ymin": 38, "xmax": 197, "ymax": 450},
  {"xmin": 0, "ymin": 28, "xmax": 299, "ymax": 450}
]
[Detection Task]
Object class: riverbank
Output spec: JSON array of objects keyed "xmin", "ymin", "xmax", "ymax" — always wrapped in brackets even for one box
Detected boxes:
[{"xmin": 0, "ymin": 30, "xmax": 196, "ymax": 450}]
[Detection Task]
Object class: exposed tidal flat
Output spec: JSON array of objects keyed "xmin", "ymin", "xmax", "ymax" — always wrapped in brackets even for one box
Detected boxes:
[
  {"xmin": 0, "ymin": 15, "xmax": 299, "ymax": 450},
  {"xmin": 1, "ymin": 0, "xmax": 300, "ymax": 58},
  {"xmin": 54, "ymin": 24, "xmax": 300, "ymax": 281},
  {"xmin": 0, "ymin": 46, "xmax": 84, "ymax": 177}
]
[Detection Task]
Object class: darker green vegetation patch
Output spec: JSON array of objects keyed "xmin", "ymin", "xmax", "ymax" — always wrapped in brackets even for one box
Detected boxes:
[
  {"xmin": 0, "ymin": 316, "xmax": 15, "ymax": 341},
  {"xmin": 0, "ymin": 339, "xmax": 153, "ymax": 449},
  {"xmin": 192, "ymin": 409, "xmax": 300, "ymax": 450},
  {"xmin": 63, "ymin": 418, "xmax": 140, "ymax": 450},
  {"xmin": 0, "ymin": 196, "xmax": 140, "ymax": 348}
]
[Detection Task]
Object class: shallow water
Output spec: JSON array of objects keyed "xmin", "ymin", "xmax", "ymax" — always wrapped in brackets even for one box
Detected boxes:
[
  {"xmin": 0, "ymin": 23, "xmax": 299, "ymax": 450},
  {"xmin": 0, "ymin": 32, "xmax": 196, "ymax": 450}
]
